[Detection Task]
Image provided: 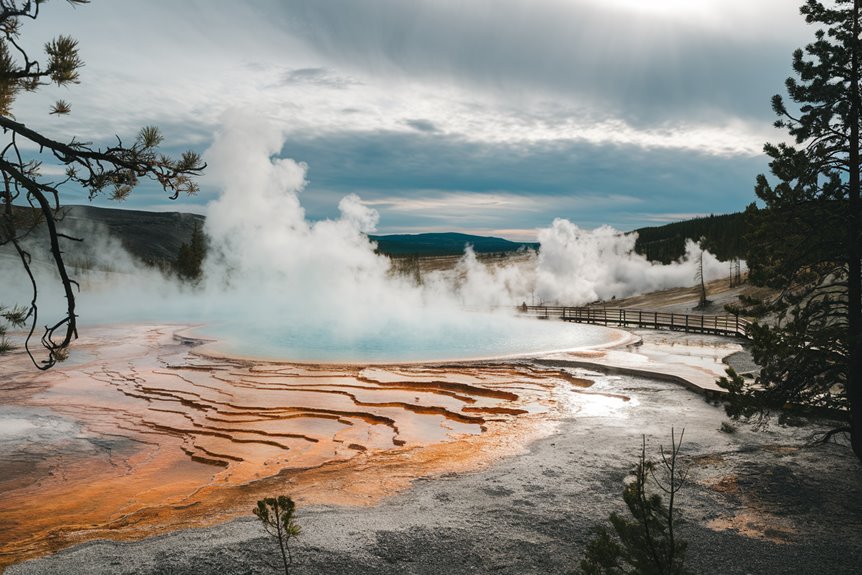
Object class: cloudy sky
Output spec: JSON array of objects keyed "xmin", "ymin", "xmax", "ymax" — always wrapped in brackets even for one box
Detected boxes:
[{"xmin": 16, "ymin": 0, "xmax": 812, "ymax": 239}]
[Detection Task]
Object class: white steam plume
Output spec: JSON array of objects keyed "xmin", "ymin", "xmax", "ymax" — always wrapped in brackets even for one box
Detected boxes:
[
  {"xmin": 1, "ymin": 112, "xmax": 740, "ymax": 358},
  {"xmin": 531, "ymin": 219, "xmax": 728, "ymax": 305},
  {"xmin": 199, "ymin": 112, "xmax": 451, "ymax": 339}
]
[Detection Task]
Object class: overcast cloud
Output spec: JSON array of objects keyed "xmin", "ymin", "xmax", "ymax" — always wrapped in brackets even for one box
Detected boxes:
[{"xmin": 12, "ymin": 0, "xmax": 815, "ymax": 238}]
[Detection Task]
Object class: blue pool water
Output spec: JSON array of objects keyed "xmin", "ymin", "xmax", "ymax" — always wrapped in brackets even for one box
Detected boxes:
[{"xmin": 197, "ymin": 313, "xmax": 620, "ymax": 363}]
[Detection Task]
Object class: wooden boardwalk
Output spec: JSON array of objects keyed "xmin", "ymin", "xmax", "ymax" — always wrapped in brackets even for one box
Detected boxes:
[{"xmin": 517, "ymin": 305, "xmax": 750, "ymax": 338}]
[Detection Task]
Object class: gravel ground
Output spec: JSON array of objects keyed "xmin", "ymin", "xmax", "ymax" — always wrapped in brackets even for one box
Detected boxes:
[{"xmin": 8, "ymin": 371, "xmax": 862, "ymax": 575}]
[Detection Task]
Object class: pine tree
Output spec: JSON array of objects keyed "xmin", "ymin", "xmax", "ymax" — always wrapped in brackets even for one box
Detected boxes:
[
  {"xmin": 732, "ymin": 0, "xmax": 862, "ymax": 460},
  {"xmin": 0, "ymin": 1, "xmax": 204, "ymax": 368},
  {"xmin": 578, "ymin": 431, "xmax": 689, "ymax": 575},
  {"xmin": 175, "ymin": 221, "xmax": 206, "ymax": 281},
  {"xmin": 0, "ymin": 304, "xmax": 26, "ymax": 352},
  {"xmin": 254, "ymin": 495, "xmax": 301, "ymax": 575}
]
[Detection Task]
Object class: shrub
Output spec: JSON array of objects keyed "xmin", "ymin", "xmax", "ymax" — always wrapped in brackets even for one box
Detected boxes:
[
  {"xmin": 578, "ymin": 429, "xmax": 690, "ymax": 575},
  {"xmin": 253, "ymin": 495, "xmax": 301, "ymax": 575}
]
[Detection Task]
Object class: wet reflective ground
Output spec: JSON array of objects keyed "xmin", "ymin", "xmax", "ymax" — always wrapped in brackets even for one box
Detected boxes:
[
  {"xmin": 0, "ymin": 324, "xmax": 620, "ymax": 570},
  {"xmin": 5, "ymin": 324, "xmax": 857, "ymax": 575}
]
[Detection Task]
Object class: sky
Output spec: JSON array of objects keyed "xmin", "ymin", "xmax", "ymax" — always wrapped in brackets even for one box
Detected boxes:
[{"xmin": 14, "ymin": 0, "xmax": 814, "ymax": 240}]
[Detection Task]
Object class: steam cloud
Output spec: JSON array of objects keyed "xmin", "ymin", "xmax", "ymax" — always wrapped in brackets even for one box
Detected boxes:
[
  {"xmin": 1, "ymin": 112, "xmax": 737, "ymax": 354},
  {"xmin": 200, "ymin": 112, "xmax": 440, "ymax": 338},
  {"xmin": 533, "ymin": 220, "xmax": 727, "ymax": 304}
]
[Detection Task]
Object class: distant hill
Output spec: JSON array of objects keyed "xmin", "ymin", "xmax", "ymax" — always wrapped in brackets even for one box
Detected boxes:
[
  {"xmin": 632, "ymin": 212, "xmax": 747, "ymax": 263},
  {"xmin": 369, "ymin": 232, "xmax": 538, "ymax": 256},
  {"xmin": 26, "ymin": 205, "xmax": 747, "ymax": 265},
  {"xmin": 59, "ymin": 205, "xmax": 204, "ymax": 264},
  {"xmin": 47, "ymin": 207, "xmax": 534, "ymax": 263}
]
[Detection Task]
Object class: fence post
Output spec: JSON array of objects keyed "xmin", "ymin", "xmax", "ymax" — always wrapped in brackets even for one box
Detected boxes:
[{"xmin": 539, "ymin": 305, "xmax": 748, "ymax": 338}]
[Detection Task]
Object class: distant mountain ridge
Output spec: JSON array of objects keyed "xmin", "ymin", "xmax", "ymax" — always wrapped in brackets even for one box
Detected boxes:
[
  {"xmin": 632, "ymin": 212, "xmax": 747, "ymax": 263},
  {"xmin": 368, "ymin": 232, "xmax": 538, "ymax": 256},
  {"xmin": 48, "ymin": 205, "xmax": 747, "ymax": 264},
  {"xmin": 62, "ymin": 205, "xmax": 204, "ymax": 264},
  {"xmin": 55, "ymin": 206, "xmax": 538, "ymax": 260}
]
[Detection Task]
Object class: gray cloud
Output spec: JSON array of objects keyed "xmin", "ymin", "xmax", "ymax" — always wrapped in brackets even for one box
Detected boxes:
[
  {"xmin": 270, "ymin": 0, "xmax": 809, "ymax": 126},
  {"xmin": 281, "ymin": 67, "xmax": 361, "ymax": 89},
  {"xmin": 403, "ymin": 118, "xmax": 438, "ymax": 133},
  {"xmin": 272, "ymin": 129, "xmax": 764, "ymax": 234},
  {"xmin": 18, "ymin": 0, "xmax": 804, "ymax": 239}
]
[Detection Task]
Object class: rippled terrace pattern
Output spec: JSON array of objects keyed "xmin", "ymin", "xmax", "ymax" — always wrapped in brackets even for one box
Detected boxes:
[{"xmin": 0, "ymin": 325, "xmax": 619, "ymax": 569}]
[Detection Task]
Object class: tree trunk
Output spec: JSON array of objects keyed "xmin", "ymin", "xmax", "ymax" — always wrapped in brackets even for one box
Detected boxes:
[{"xmin": 848, "ymin": 0, "xmax": 862, "ymax": 462}]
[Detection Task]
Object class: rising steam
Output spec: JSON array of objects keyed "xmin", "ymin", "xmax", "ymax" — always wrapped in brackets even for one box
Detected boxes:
[
  {"xmin": 1, "ymin": 112, "xmax": 736, "ymax": 356},
  {"xmin": 533, "ymin": 219, "xmax": 726, "ymax": 304}
]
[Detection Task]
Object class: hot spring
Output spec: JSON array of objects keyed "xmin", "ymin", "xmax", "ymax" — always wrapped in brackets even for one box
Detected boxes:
[{"xmin": 195, "ymin": 312, "xmax": 624, "ymax": 363}]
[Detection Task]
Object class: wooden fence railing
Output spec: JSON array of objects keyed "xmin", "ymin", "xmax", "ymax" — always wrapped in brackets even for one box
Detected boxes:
[{"xmin": 516, "ymin": 305, "xmax": 750, "ymax": 338}]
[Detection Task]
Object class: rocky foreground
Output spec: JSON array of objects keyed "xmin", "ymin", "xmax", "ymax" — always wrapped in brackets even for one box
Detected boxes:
[{"xmin": 9, "ymin": 360, "xmax": 862, "ymax": 575}]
